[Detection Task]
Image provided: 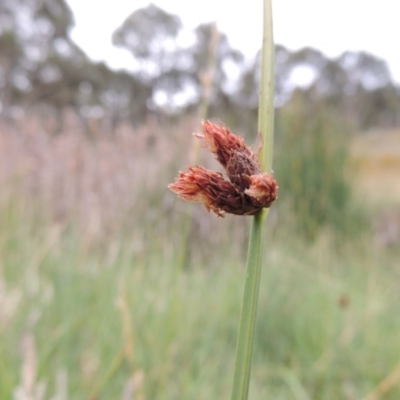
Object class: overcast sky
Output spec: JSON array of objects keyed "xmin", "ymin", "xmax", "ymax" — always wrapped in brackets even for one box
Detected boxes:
[{"xmin": 66, "ymin": 0, "xmax": 400, "ymax": 83}]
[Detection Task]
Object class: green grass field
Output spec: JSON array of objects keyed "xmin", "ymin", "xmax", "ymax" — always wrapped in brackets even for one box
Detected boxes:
[{"xmin": 1, "ymin": 118, "xmax": 399, "ymax": 399}]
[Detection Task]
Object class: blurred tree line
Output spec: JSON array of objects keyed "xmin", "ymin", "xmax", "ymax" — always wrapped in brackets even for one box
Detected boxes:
[{"xmin": 1, "ymin": 1, "xmax": 399, "ymax": 134}]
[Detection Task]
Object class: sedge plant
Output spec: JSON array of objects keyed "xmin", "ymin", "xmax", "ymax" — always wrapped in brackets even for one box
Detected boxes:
[
  {"xmin": 231, "ymin": 0, "xmax": 275, "ymax": 399},
  {"xmin": 169, "ymin": 0, "xmax": 276, "ymax": 398}
]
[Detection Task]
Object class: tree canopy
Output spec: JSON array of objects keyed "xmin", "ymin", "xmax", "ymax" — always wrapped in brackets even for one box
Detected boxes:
[{"xmin": 1, "ymin": 2, "xmax": 399, "ymax": 130}]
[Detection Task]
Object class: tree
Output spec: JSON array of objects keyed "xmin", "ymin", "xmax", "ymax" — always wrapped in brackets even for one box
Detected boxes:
[
  {"xmin": 112, "ymin": 3, "xmax": 184, "ymax": 111},
  {"xmin": 113, "ymin": 5, "xmax": 246, "ymax": 116}
]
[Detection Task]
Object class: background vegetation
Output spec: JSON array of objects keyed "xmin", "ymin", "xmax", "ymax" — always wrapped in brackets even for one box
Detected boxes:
[{"xmin": 1, "ymin": 1, "xmax": 400, "ymax": 399}]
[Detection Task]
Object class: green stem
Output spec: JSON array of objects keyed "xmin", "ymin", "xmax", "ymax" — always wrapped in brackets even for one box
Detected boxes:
[
  {"xmin": 258, "ymin": 0, "xmax": 275, "ymax": 172},
  {"xmin": 231, "ymin": 210, "xmax": 268, "ymax": 399},
  {"xmin": 231, "ymin": 0, "xmax": 275, "ymax": 399}
]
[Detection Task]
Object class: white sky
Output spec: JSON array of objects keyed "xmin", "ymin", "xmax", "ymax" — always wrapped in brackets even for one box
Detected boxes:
[{"xmin": 66, "ymin": 0, "xmax": 400, "ymax": 83}]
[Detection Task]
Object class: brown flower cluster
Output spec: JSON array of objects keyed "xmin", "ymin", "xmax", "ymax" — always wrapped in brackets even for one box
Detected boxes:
[{"xmin": 168, "ymin": 121, "xmax": 278, "ymax": 216}]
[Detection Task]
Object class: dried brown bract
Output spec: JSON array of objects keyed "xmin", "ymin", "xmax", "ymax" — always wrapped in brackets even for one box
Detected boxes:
[{"xmin": 168, "ymin": 121, "xmax": 278, "ymax": 216}]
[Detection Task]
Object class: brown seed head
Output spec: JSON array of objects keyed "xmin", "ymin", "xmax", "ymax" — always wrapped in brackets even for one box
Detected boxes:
[
  {"xmin": 195, "ymin": 121, "xmax": 255, "ymax": 170},
  {"xmin": 245, "ymin": 173, "xmax": 278, "ymax": 208},
  {"xmin": 338, "ymin": 294, "xmax": 350, "ymax": 309},
  {"xmin": 169, "ymin": 121, "xmax": 278, "ymax": 216},
  {"xmin": 169, "ymin": 166, "xmax": 243, "ymax": 217}
]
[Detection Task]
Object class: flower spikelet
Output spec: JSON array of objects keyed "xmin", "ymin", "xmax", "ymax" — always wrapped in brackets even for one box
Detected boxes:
[
  {"xmin": 168, "ymin": 166, "xmax": 243, "ymax": 217},
  {"xmin": 169, "ymin": 121, "xmax": 278, "ymax": 216},
  {"xmin": 245, "ymin": 174, "xmax": 278, "ymax": 208},
  {"xmin": 195, "ymin": 121, "xmax": 257, "ymax": 172}
]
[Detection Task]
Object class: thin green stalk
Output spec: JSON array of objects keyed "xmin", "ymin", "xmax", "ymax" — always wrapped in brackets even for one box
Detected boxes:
[
  {"xmin": 231, "ymin": 0, "xmax": 275, "ymax": 399},
  {"xmin": 178, "ymin": 22, "xmax": 219, "ymax": 270}
]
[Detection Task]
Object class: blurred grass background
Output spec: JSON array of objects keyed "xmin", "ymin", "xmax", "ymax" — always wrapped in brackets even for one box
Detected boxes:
[
  {"xmin": 1, "ymin": 1, "xmax": 400, "ymax": 399},
  {"xmin": 1, "ymin": 111, "xmax": 399, "ymax": 399}
]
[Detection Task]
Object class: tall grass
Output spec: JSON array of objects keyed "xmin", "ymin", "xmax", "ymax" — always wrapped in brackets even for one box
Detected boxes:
[
  {"xmin": 275, "ymin": 98, "xmax": 365, "ymax": 240},
  {"xmin": 0, "ymin": 115, "xmax": 250, "ymax": 264},
  {"xmin": 1, "ymin": 199, "xmax": 400, "ymax": 398},
  {"xmin": 0, "ymin": 104, "xmax": 399, "ymax": 398}
]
